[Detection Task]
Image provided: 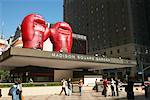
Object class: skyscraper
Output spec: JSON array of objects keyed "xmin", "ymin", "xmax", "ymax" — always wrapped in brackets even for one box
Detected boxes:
[{"xmin": 64, "ymin": 0, "xmax": 150, "ymax": 80}]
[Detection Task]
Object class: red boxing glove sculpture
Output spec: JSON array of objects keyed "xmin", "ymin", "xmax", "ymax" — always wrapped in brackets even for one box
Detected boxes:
[
  {"xmin": 49, "ymin": 22, "xmax": 72, "ymax": 53},
  {"xmin": 21, "ymin": 14, "xmax": 49, "ymax": 49}
]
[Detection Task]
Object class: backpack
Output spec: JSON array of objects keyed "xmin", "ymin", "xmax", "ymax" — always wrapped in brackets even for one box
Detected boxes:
[{"xmin": 8, "ymin": 87, "xmax": 14, "ymax": 96}]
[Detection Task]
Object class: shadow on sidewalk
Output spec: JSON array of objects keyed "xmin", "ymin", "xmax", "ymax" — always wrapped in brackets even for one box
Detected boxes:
[{"xmin": 114, "ymin": 94, "xmax": 148, "ymax": 100}]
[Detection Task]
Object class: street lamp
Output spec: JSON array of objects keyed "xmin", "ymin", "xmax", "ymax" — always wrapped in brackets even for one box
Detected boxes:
[
  {"xmin": 135, "ymin": 49, "xmax": 149, "ymax": 83},
  {"xmin": 118, "ymin": 56, "xmax": 122, "ymax": 60},
  {"xmin": 134, "ymin": 51, "xmax": 143, "ymax": 82},
  {"xmin": 95, "ymin": 53, "xmax": 98, "ymax": 57},
  {"xmin": 142, "ymin": 49, "xmax": 149, "ymax": 84}
]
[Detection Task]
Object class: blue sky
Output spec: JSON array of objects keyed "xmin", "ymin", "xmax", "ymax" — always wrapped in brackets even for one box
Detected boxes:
[{"xmin": 0, "ymin": 0, "xmax": 63, "ymax": 39}]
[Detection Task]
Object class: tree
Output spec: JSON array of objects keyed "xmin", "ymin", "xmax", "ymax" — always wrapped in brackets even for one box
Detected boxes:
[{"xmin": 0, "ymin": 70, "xmax": 10, "ymax": 82}]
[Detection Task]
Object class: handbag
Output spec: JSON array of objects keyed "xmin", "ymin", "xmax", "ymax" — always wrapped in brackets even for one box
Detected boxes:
[
  {"xmin": 16, "ymin": 89, "xmax": 21, "ymax": 95},
  {"xmin": 22, "ymin": 95, "xmax": 25, "ymax": 100},
  {"xmin": 8, "ymin": 87, "xmax": 14, "ymax": 96}
]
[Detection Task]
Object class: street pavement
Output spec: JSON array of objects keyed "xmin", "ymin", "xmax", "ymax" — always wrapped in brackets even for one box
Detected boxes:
[{"xmin": 0, "ymin": 90, "xmax": 148, "ymax": 100}]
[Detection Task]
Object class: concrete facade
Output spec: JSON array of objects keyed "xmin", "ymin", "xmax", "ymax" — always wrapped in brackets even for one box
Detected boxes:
[{"xmin": 54, "ymin": 70, "xmax": 73, "ymax": 82}]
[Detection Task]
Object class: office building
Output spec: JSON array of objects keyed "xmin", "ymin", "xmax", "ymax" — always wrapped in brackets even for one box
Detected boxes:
[{"xmin": 64, "ymin": 0, "xmax": 150, "ymax": 80}]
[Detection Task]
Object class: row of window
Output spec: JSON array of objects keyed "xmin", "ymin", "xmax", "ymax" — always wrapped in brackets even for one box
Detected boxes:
[
  {"xmin": 106, "ymin": 48, "xmax": 128, "ymax": 55},
  {"xmin": 91, "ymin": 47, "xmax": 128, "ymax": 55}
]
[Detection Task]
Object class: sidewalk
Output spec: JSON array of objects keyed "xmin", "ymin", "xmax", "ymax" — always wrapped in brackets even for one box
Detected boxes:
[
  {"xmin": 0, "ymin": 90, "xmax": 147, "ymax": 100},
  {"xmin": 0, "ymin": 86, "xmax": 148, "ymax": 100}
]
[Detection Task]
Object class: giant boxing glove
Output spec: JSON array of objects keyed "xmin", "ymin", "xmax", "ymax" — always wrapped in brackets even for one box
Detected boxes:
[
  {"xmin": 21, "ymin": 14, "xmax": 49, "ymax": 49},
  {"xmin": 49, "ymin": 22, "xmax": 72, "ymax": 53}
]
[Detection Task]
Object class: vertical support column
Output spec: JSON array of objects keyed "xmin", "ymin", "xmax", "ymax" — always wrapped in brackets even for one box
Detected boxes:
[{"xmin": 130, "ymin": 66, "xmax": 136, "ymax": 79}]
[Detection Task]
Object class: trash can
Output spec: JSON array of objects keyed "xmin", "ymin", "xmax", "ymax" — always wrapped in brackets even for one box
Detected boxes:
[
  {"xmin": 72, "ymin": 84, "xmax": 79, "ymax": 93},
  {"xmin": 97, "ymin": 82, "xmax": 103, "ymax": 92}
]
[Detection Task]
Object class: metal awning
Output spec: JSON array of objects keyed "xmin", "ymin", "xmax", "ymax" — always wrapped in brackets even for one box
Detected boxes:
[{"xmin": 0, "ymin": 47, "xmax": 136, "ymax": 70}]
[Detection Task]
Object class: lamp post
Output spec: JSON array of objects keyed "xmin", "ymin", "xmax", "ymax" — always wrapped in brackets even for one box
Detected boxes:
[
  {"xmin": 135, "ymin": 49, "xmax": 149, "ymax": 83},
  {"xmin": 142, "ymin": 49, "xmax": 149, "ymax": 84},
  {"xmin": 134, "ymin": 51, "xmax": 144, "ymax": 82}
]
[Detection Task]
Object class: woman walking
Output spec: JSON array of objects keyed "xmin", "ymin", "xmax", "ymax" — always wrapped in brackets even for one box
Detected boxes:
[{"xmin": 78, "ymin": 79, "xmax": 83, "ymax": 96}]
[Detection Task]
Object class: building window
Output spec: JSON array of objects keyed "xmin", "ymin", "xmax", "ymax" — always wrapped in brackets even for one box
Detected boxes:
[
  {"xmin": 82, "ymin": 1, "xmax": 84, "ymax": 5},
  {"xmin": 103, "ymin": 28, "xmax": 105, "ymax": 32},
  {"xmin": 117, "ymin": 72, "xmax": 123, "ymax": 79},
  {"xmin": 117, "ymin": 49, "xmax": 120, "ymax": 53},
  {"xmin": 103, "ymin": 23, "xmax": 105, "ymax": 26},
  {"xmin": 122, "ymin": 8, "xmax": 125, "ymax": 12},
  {"xmin": 124, "ymin": 47, "xmax": 127, "ymax": 52},
  {"xmin": 123, "ymin": 39, "xmax": 127, "ymax": 43},
  {"xmin": 97, "ymin": 19, "xmax": 99, "ymax": 22},
  {"xmin": 104, "ymin": 52, "xmax": 106, "ymax": 55},
  {"xmin": 116, "ymin": 29, "xmax": 119, "ymax": 32},
  {"xmin": 96, "ymin": 8, "xmax": 99, "ymax": 11},
  {"xmin": 102, "ymin": 17, "xmax": 105, "ymax": 20},
  {"xmin": 93, "ymin": 48, "xmax": 95, "ymax": 51},
  {"xmin": 123, "ymin": 26, "xmax": 126, "ymax": 31},
  {"xmin": 104, "ymin": 39, "xmax": 106, "ymax": 43},
  {"xmin": 92, "ymin": 37, "xmax": 95, "ymax": 40},
  {"xmin": 110, "ymin": 51, "xmax": 113, "ymax": 54},
  {"xmin": 101, "ymin": 4, "xmax": 104, "ymax": 8},
  {"xmin": 110, "ymin": 72, "xmax": 115, "ymax": 77}
]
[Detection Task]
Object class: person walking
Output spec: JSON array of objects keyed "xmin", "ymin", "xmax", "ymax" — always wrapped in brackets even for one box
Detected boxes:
[
  {"xmin": 110, "ymin": 78, "xmax": 116, "ymax": 96},
  {"xmin": 102, "ymin": 78, "xmax": 108, "ymax": 97},
  {"xmin": 8, "ymin": 82, "xmax": 20, "ymax": 100},
  {"xmin": 67, "ymin": 78, "xmax": 72, "ymax": 96},
  {"xmin": 17, "ymin": 80, "xmax": 23, "ymax": 100},
  {"xmin": 78, "ymin": 79, "xmax": 83, "ymax": 96},
  {"xmin": 95, "ymin": 79, "xmax": 98, "ymax": 92},
  {"xmin": 115, "ymin": 78, "xmax": 119, "ymax": 96},
  {"xmin": 125, "ymin": 77, "xmax": 134, "ymax": 100},
  {"xmin": 145, "ymin": 84, "xmax": 148, "ymax": 98},
  {"xmin": 0, "ymin": 89, "xmax": 2, "ymax": 97},
  {"xmin": 59, "ymin": 79, "xmax": 67, "ymax": 95},
  {"xmin": 29, "ymin": 78, "xmax": 33, "ymax": 83}
]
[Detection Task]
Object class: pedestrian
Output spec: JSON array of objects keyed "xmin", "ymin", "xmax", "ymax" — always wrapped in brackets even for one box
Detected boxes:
[
  {"xmin": 102, "ymin": 78, "xmax": 108, "ymax": 97},
  {"xmin": 145, "ymin": 84, "xmax": 150, "ymax": 98},
  {"xmin": 17, "ymin": 80, "xmax": 23, "ymax": 100},
  {"xmin": 59, "ymin": 79, "xmax": 67, "ymax": 95},
  {"xmin": 8, "ymin": 82, "xmax": 20, "ymax": 100},
  {"xmin": 67, "ymin": 78, "xmax": 72, "ymax": 96},
  {"xmin": 94, "ymin": 79, "xmax": 98, "ymax": 92},
  {"xmin": 115, "ymin": 78, "xmax": 119, "ymax": 96},
  {"xmin": 110, "ymin": 78, "xmax": 116, "ymax": 96},
  {"xmin": 78, "ymin": 79, "xmax": 83, "ymax": 96},
  {"xmin": 29, "ymin": 78, "xmax": 33, "ymax": 83},
  {"xmin": 147, "ymin": 85, "xmax": 150, "ymax": 98},
  {"xmin": 0, "ymin": 89, "xmax": 2, "ymax": 97},
  {"xmin": 125, "ymin": 77, "xmax": 134, "ymax": 100},
  {"xmin": 145, "ymin": 84, "xmax": 148, "ymax": 98}
]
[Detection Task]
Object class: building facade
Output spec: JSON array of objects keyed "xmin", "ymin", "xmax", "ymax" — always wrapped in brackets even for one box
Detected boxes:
[
  {"xmin": 64, "ymin": 0, "xmax": 150, "ymax": 80},
  {"xmin": 5, "ymin": 25, "xmax": 87, "ymax": 82}
]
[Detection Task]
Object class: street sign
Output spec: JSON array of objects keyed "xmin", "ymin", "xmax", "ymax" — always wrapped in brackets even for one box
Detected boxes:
[{"xmin": 138, "ymin": 72, "xmax": 143, "ymax": 74}]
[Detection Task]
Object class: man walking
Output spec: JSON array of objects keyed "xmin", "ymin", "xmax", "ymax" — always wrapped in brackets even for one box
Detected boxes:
[
  {"xmin": 102, "ymin": 78, "xmax": 108, "ymax": 97},
  {"xmin": 59, "ymin": 79, "xmax": 67, "ymax": 95}
]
